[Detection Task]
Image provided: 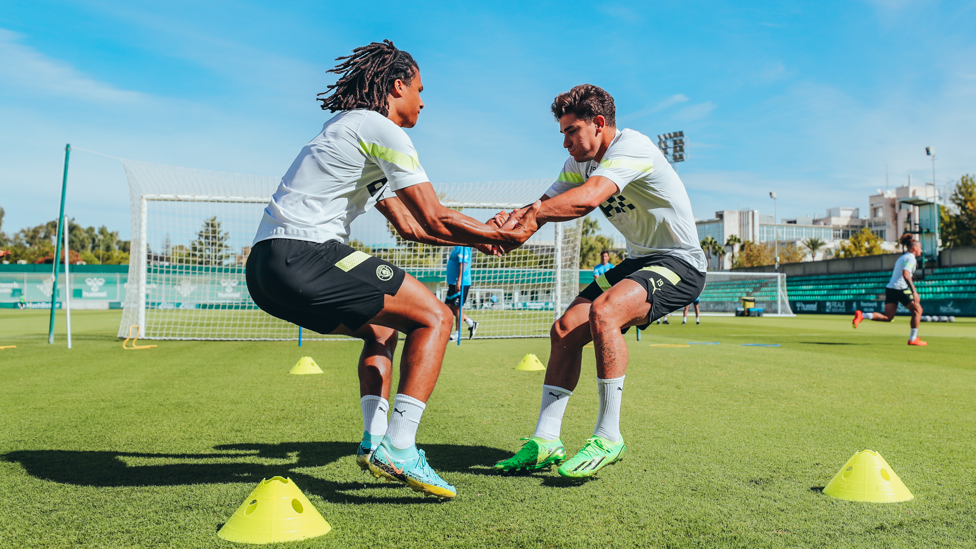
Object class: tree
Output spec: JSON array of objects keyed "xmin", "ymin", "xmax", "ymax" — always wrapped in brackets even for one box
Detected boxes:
[
  {"xmin": 802, "ymin": 237, "xmax": 826, "ymax": 260},
  {"xmin": 190, "ymin": 216, "xmax": 231, "ymax": 266},
  {"xmin": 836, "ymin": 228, "xmax": 884, "ymax": 258},
  {"xmin": 941, "ymin": 174, "xmax": 976, "ymax": 248},
  {"xmin": 734, "ymin": 240, "xmax": 776, "ymax": 268},
  {"xmin": 710, "ymin": 240, "xmax": 727, "ymax": 270},
  {"xmin": 700, "ymin": 236, "xmax": 717, "ymax": 269},
  {"xmin": 778, "ymin": 243, "xmax": 807, "ymax": 264},
  {"xmin": 0, "ymin": 205, "xmax": 7, "ymax": 248},
  {"xmin": 725, "ymin": 234, "xmax": 742, "ymax": 269}
]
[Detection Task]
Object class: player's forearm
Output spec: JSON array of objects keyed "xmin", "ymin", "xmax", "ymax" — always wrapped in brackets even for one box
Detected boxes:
[
  {"xmin": 904, "ymin": 271, "xmax": 918, "ymax": 296},
  {"xmin": 423, "ymin": 207, "xmax": 520, "ymax": 246},
  {"xmin": 535, "ymin": 178, "xmax": 615, "ymax": 223}
]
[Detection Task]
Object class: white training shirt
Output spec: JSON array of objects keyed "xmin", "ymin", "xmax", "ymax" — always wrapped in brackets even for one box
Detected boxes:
[
  {"xmin": 887, "ymin": 252, "xmax": 917, "ymax": 290},
  {"xmin": 253, "ymin": 109, "xmax": 428, "ymax": 245},
  {"xmin": 545, "ymin": 128, "xmax": 707, "ymax": 272}
]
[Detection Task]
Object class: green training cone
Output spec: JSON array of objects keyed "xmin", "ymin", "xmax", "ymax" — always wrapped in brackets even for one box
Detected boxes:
[
  {"xmin": 823, "ymin": 450, "xmax": 914, "ymax": 503},
  {"xmin": 516, "ymin": 354, "xmax": 546, "ymax": 371},
  {"xmin": 289, "ymin": 356, "xmax": 322, "ymax": 375},
  {"xmin": 218, "ymin": 476, "xmax": 331, "ymax": 544}
]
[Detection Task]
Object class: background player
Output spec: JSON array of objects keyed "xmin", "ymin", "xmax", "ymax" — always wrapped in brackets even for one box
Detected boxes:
[
  {"xmin": 593, "ymin": 249, "xmax": 614, "ymax": 281},
  {"xmin": 445, "ymin": 245, "xmax": 479, "ymax": 340},
  {"xmin": 682, "ymin": 297, "xmax": 701, "ymax": 325},
  {"xmin": 852, "ymin": 233, "xmax": 926, "ymax": 346},
  {"xmin": 246, "ymin": 40, "xmax": 539, "ymax": 500},
  {"xmin": 493, "ymin": 84, "xmax": 706, "ymax": 478}
]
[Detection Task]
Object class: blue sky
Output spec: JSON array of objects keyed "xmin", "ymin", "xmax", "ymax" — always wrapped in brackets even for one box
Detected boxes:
[{"xmin": 1, "ymin": 0, "xmax": 974, "ymax": 241}]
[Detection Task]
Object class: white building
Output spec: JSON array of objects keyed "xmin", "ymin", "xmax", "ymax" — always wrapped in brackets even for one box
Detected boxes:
[{"xmin": 696, "ymin": 182, "xmax": 937, "ymax": 269}]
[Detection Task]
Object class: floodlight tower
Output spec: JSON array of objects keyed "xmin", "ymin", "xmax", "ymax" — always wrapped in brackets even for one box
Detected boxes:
[{"xmin": 656, "ymin": 131, "xmax": 687, "ymax": 170}]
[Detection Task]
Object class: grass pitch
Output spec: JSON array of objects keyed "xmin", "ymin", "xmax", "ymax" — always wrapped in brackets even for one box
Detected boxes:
[{"xmin": 1, "ymin": 310, "xmax": 974, "ymax": 548}]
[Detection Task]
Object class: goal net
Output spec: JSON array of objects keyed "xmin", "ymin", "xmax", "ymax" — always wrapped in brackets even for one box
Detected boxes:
[
  {"xmin": 117, "ymin": 160, "xmax": 582, "ymax": 340},
  {"xmin": 697, "ymin": 271, "xmax": 793, "ymax": 316}
]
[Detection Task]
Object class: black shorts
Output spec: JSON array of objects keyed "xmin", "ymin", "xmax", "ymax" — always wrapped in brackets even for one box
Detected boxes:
[
  {"xmin": 245, "ymin": 238, "xmax": 406, "ymax": 334},
  {"xmin": 444, "ymin": 285, "xmax": 471, "ymax": 307},
  {"xmin": 885, "ymin": 287, "xmax": 914, "ymax": 307},
  {"xmin": 579, "ymin": 254, "xmax": 706, "ymax": 329}
]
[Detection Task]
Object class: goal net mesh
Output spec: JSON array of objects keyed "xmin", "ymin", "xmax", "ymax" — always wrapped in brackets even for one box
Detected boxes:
[
  {"xmin": 699, "ymin": 271, "xmax": 793, "ymax": 315},
  {"xmin": 117, "ymin": 160, "xmax": 582, "ymax": 340}
]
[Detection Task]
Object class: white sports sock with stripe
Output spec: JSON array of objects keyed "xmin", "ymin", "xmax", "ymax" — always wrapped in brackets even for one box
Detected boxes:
[
  {"xmin": 593, "ymin": 376, "xmax": 625, "ymax": 442},
  {"xmin": 360, "ymin": 395, "xmax": 389, "ymax": 437},
  {"xmin": 910, "ymin": 328, "xmax": 918, "ymax": 341},
  {"xmin": 864, "ymin": 313, "xmax": 874, "ymax": 320},
  {"xmin": 386, "ymin": 394, "xmax": 426, "ymax": 449},
  {"xmin": 533, "ymin": 385, "xmax": 572, "ymax": 440}
]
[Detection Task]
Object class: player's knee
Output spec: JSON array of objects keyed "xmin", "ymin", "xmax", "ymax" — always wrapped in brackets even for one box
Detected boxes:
[
  {"xmin": 431, "ymin": 302, "xmax": 454, "ymax": 333},
  {"xmin": 588, "ymin": 301, "xmax": 620, "ymax": 332}
]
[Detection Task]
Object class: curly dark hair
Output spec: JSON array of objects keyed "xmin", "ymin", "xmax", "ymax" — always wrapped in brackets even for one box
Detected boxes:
[
  {"xmin": 317, "ymin": 40, "xmax": 418, "ymax": 116},
  {"xmin": 551, "ymin": 84, "xmax": 616, "ymax": 127},
  {"xmin": 899, "ymin": 233, "xmax": 918, "ymax": 249}
]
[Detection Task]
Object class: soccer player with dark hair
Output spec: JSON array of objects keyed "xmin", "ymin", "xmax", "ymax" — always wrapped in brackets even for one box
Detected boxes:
[
  {"xmin": 246, "ymin": 40, "xmax": 539, "ymax": 500},
  {"xmin": 852, "ymin": 234, "xmax": 926, "ymax": 346},
  {"xmin": 493, "ymin": 84, "xmax": 707, "ymax": 478}
]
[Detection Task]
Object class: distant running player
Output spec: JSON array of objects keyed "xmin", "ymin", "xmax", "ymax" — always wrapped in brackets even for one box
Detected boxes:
[
  {"xmin": 493, "ymin": 84, "xmax": 706, "ymax": 478},
  {"xmin": 246, "ymin": 40, "xmax": 539, "ymax": 500},
  {"xmin": 445, "ymin": 246, "xmax": 478, "ymax": 340},
  {"xmin": 852, "ymin": 234, "xmax": 926, "ymax": 346}
]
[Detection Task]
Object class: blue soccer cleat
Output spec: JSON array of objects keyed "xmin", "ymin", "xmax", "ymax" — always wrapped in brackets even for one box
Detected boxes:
[
  {"xmin": 356, "ymin": 431, "xmax": 384, "ymax": 472},
  {"xmin": 368, "ymin": 439, "xmax": 457, "ymax": 500}
]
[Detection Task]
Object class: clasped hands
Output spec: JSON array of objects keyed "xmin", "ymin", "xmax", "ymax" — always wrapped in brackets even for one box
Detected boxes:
[{"xmin": 474, "ymin": 201, "xmax": 542, "ymax": 257}]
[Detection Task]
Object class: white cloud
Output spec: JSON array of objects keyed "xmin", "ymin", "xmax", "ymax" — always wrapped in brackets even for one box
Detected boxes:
[
  {"xmin": 0, "ymin": 28, "xmax": 145, "ymax": 104},
  {"xmin": 673, "ymin": 101, "xmax": 716, "ymax": 122},
  {"xmin": 620, "ymin": 94, "xmax": 689, "ymax": 122}
]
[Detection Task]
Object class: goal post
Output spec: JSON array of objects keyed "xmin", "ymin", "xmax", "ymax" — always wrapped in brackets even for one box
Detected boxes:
[
  {"xmin": 118, "ymin": 160, "xmax": 581, "ymax": 340},
  {"xmin": 697, "ymin": 271, "xmax": 793, "ymax": 316}
]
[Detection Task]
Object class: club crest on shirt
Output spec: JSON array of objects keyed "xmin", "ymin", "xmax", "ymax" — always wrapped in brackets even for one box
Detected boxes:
[{"xmin": 376, "ymin": 265, "xmax": 394, "ymax": 281}]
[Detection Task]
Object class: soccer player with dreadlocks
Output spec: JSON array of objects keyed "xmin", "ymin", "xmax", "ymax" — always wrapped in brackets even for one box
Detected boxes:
[{"xmin": 247, "ymin": 40, "xmax": 540, "ymax": 500}]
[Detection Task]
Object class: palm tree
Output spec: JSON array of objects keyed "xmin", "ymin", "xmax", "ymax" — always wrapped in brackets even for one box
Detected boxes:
[
  {"xmin": 802, "ymin": 237, "xmax": 826, "ymax": 260},
  {"xmin": 725, "ymin": 234, "xmax": 742, "ymax": 268},
  {"xmin": 711, "ymin": 241, "xmax": 727, "ymax": 270},
  {"xmin": 700, "ymin": 236, "xmax": 717, "ymax": 269}
]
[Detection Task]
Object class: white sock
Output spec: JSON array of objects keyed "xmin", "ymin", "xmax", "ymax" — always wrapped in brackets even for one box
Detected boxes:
[
  {"xmin": 533, "ymin": 385, "xmax": 572, "ymax": 440},
  {"xmin": 910, "ymin": 328, "xmax": 918, "ymax": 341},
  {"xmin": 864, "ymin": 313, "xmax": 874, "ymax": 320},
  {"xmin": 465, "ymin": 317, "xmax": 475, "ymax": 327},
  {"xmin": 386, "ymin": 394, "xmax": 426, "ymax": 450},
  {"xmin": 593, "ymin": 376, "xmax": 625, "ymax": 443},
  {"xmin": 360, "ymin": 395, "xmax": 389, "ymax": 437},
  {"xmin": 696, "ymin": 319, "xmax": 700, "ymax": 324}
]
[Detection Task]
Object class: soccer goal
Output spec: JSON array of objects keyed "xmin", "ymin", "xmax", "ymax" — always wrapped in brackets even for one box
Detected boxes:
[
  {"xmin": 117, "ymin": 160, "xmax": 582, "ymax": 341},
  {"xmin": 697, "ymin": 271, "xmax": 794, "ymax": 316}
]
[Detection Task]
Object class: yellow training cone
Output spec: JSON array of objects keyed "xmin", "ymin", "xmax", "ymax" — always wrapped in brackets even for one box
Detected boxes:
[
  {"xmin": 823, "ymin": 450, "xmax": 914, "ymax": 503},
  {"xmin": 516, "ymin": 354, "xmax": 546, "ymax": 371},
  {"xmin": 290, "ymin": 356, "xmax": 322, "ymax": 375},
  {"xmin": 218, "ymin": 476, "xmax": 331, "ymax": 544}
]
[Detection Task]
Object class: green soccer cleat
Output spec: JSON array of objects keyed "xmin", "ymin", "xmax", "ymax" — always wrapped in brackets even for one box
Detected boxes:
[
  {"xmin": 356, "ymin": 431, "xmax": 384, "ymax": 472},
  {"xmin": 493, "ymin": 437, "xmax": 567, "ymax": 472},
  {"xmin": 557, "ymin": 436, "xmax": 626, "ymax": 478},
  {"xmin": 368, "ymin": 440, "xmax": 457, "ymax": 500}
]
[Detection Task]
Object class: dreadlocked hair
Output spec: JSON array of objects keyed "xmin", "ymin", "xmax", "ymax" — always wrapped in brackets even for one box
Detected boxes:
[{"xmin": 317, "ymin": 40, "xmax": 418, "ymax": 116}]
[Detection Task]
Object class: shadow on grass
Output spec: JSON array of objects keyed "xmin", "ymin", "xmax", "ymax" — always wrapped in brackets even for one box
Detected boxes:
[{"xmin": 3, "ymin": 441, "xmax": 510, "ymax": 505}]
